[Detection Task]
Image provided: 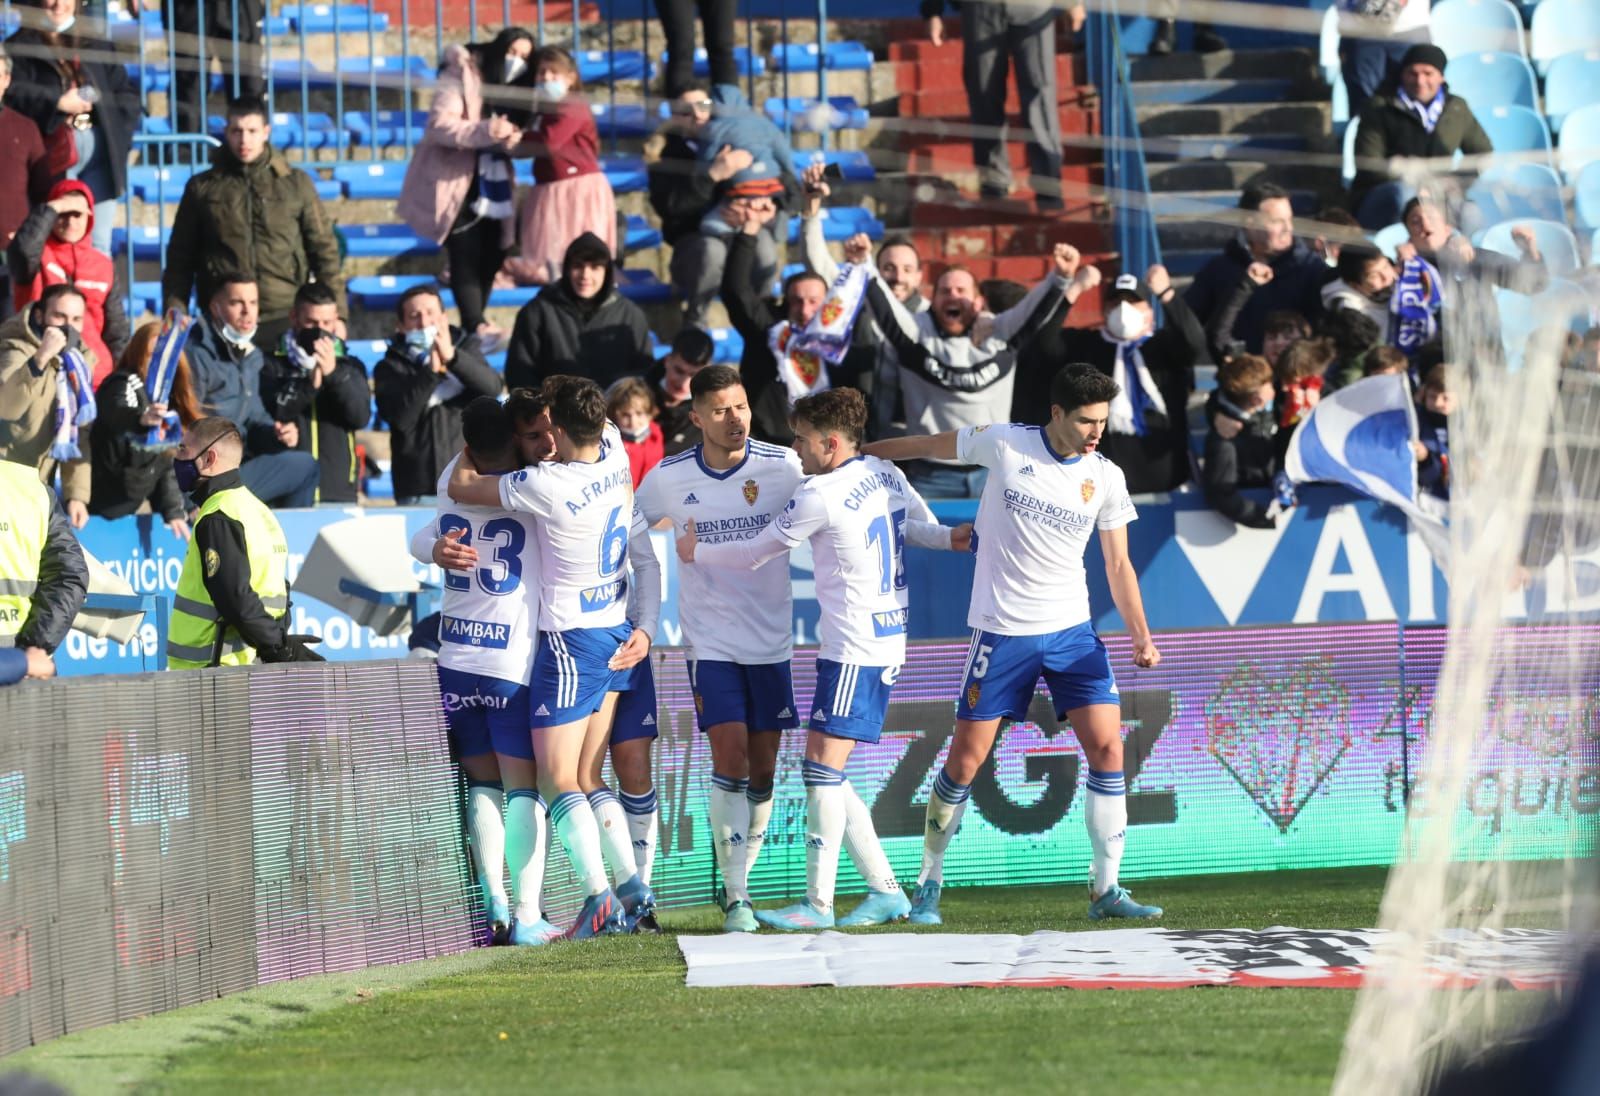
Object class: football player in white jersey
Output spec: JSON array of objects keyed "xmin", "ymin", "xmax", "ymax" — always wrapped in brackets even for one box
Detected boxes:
[
  {"xmin": 865, "ymin": 363, "xmax": 1163, "ymax": 925},
  {"xmin": 678, "ymin": 389, "xmax": 971, "ymax": 930},
  {"xmin": 413, "ymin": 390, "xmax": 564, "ymax": 946},
  {"xmin": 637, "ymin": 365, "xmax": 805, "ymax": 933},
  {"xmin": 449, "ymin": 378, "xmax": 660, "ymax": 938}
]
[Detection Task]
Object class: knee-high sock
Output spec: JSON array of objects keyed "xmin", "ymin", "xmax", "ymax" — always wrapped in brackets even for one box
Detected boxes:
[
  {"xmin": 549, "ymin": 791, "xmax": 610, "ymax": 897},
  {"xmin": 802, "ymin": 760, "xmax": 847, "ymax": 912},
  {"xmin": 842, "ymin": 781, "xmax": 901, "ymax": 894},
  {"xmin": 709, "ymin": 773, "xmax": 752, "ymax": 904},
  {"xmin": 1085, "ymin": 769, "xmax": 1127, "ymax": 895},
  {"xmin": 466, "ymin": 781, "xmax": 507, "ymax": 906},
  {"xmin": 587, "ymin": 786, "xmax": 640, "ymax": 888},
  {"xmin": 919, "ymin": 768, "xmax": 971, "ymax": 887},
  {"xmin": 503, "ymin": 789, "xmax": 548, "ymax": 923},
  {"xmin": 745, "ymin": 781, "xmax": 774, "ymax": 882},
  {"xmin": 620, "ymin": 787, "xmax": 658, "ymax": 885}
]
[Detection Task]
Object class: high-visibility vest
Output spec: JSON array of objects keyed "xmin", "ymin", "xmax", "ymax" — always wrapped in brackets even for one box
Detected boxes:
[
  {"xmin": 0, "ymin": 461, "xmax": 49, "ymax": 646},
  {"xmin": 166, "ymin": 483, "xmax": 290, "ymax": 669}
]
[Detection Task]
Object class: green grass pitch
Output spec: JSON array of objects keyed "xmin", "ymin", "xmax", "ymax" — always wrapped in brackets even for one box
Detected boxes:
[{"xmin": 7, "ymin": 867, "xmax": 1390, "ymax": 1095}]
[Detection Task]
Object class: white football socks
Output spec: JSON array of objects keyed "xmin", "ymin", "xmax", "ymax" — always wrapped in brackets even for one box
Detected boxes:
[
  {"xmin": 710, "ymin": 774, "xmax": 752, "ymax": 904},
  {"xmin": 802, "ymin": 761, "xmax": 847, "ymax": 913},
  {"xmin": 503, "ymin": 789, "xmax": 547, "ymax": 924},
  {"xmin": 586, "ymin": 786, "xmax": 640, "ymax": 888},
  {"xmin": 549, "ymin": 791, "xmax": 610, "ymax": 897},
  {"xmin": 620, "ymin": 787, "xmax": 658, "ymax": 885},
  {"xmin": 1085, "ymin": 769, "xmax": 1128, "ymax": 896},
  {"xmin": 842, "ymin": 781, "xmax": 900, "ymax": 894},
  {"xmin": 745, "ymin": 780, "xmax": 774, "ymax": 882},
  {"xmin": 918, "ymin": 768, "xmax": 971, "ymax": 887},
  {"xmin": 466, "ymin": 781, "xmax": 507, "ymax": 907}
]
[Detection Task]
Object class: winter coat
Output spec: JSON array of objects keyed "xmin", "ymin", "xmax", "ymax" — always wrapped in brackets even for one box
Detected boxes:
[
  {"xmin": 372, "ymin": 328, "xmax": 502, "ymax": 501},
  {"xmin": 621, "ymin": 422, "xmax": 664, "ymax": 488},
  {"xmin": 647, "ymin": 130, "xmax": 718, "ymax": 245},
  {"xmin": 1186, "ymin": 234, "xmax": 1329, "ymax": 359},
  {"xmin": 1201, "ymin": 389, "xmax": 1279, "ymax": 528},
  {"xmin": 697, "ymin": 84, "xmax": 799, "ymax": 203},
  {"xmin": 9, "ymin": 178, "xmax": 129, "ymax": 387},
  {"xmin": 503, "ymin": 234, "xmax": 654, "ymax": 391},
  {"xmin": 184, "ymin": 317, "xmax": 281, "ymax": 458},
  {"xmin": 0, "ymin": 107, "xmax": 51, "ymax": 248},
  {"xmin": 3, "ymin": 25, "xmax": 140, "ymax": 202},
  {"xmin": 0, "ymin": 310, "xmax": 94, "ymax": 504},
  {"xmin": 259, "ymin": 340, "xmax": 373, "ymax": 503},
  {"xmin": 88, "ymin": 371, "xmax": 186, "ymax": 522},
  {"xmin": 1351, "ymin": 91, "xmax": 1493, "ymax": 211},
  {"xmin": 162, "ymin": 144, "xmax": 346, "ymax": 324},
  {"xmin": 523, "ymin": 93, "xmax": 601, "ymax": 184},
  {"xmin": 397, "ymin": 45, "xmax": 518, "ymax": 250}
]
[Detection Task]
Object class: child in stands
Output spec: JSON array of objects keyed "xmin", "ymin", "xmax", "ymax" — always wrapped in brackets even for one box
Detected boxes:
[{"xmin": 607, "ymin": 375, "xmax": 663, "ymax": 488}]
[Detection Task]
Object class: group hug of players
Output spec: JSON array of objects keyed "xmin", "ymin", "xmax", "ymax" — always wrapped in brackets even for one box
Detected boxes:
[{"xmin": 417, "ymin": 357, "xmax": 1164, "ymax": 941}]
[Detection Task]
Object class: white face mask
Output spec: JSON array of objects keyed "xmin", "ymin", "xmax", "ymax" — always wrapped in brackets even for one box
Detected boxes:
[
  {"xmin": 51, "ymin": 14, "xmax": 75, "ymax": 31},
  {"xmin": 218, "ymin": 320, "xmax": 256, "ymax": 348},
  {"xmin": 503, "ymin": 55, "xmax": 528, "ymax": 84},
  {"xmin": 1104, "ymin": 302, "xmax": 1147, "ymax": 342},
  {"xmin": 405, "ymin": 325, "xmax": 438, "ymax": 357},
  {"xmin": 538, "ymin": 78, "xmax": 568, "ymax": 100}
]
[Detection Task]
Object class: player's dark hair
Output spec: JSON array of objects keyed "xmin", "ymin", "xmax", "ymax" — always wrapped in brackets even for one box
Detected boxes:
[
  {"xmin": 791, "ymin": 387, "xmax": 868, "ymax": 447},
  {"xmin": 293, "ymin": 281, "xmax": 338, "ymax": 312},
  {"xmin": 461, "ymin": 396, "xmax": 515, "ymax": 460},
  {"xmin": 505, "ymin": 386, "xmax": 548, "ymax": 425},
  {"xmin": 690, "ymin": 364, "xmax": 743, "ymax": 403},
  {"xmin": 395, "ymin": 283, "xmax": 444, "ymax": 320},
  {"xmin": 1049, "ymin": 363, "xmax": 1118, "ymax": 415},
  {"xmin": 548, "ymin": 377, "xmax": 608, "ymax": 445}
]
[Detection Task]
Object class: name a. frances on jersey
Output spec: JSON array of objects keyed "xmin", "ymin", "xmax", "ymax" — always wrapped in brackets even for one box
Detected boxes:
[
  {"xmin": 871, "ymin": 608, "xmax": 908, "ymax": 637},
  {"xmin": 842, "ymin": 470, "xmax": 902, "ymax": 512},
  {"xmin": 565, "ymin": 468, "xmax": 633, "ymax": 515},
  {"xmin": 441, "ymin": 616, "xmax": 512, "ymax": 649},
  {"xmin": 580, "ymin": 580, "xmax": 623, "ymax": 611}
]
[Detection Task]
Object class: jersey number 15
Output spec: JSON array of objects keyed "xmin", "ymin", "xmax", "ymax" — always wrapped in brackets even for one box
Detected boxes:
[{"xmin": 866, "ymin": 507, "xmax": 907, "ymax": 596}]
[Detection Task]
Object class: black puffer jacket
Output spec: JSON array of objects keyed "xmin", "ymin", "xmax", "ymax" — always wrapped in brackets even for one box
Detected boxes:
[
  {"xmin": 1202, "ymin": 389, "xmax": 1280, "ymax": 528},
  {"xmin": 259, "ymin": 340, "xmax": 372, "ymax": 503},
  {"xmin": 372, "ymin": 327, "xmax": 501, "ymax": 501},
  {"xmin": 88, "ymin": 371, "xmax": 187, "ymax": 523}
]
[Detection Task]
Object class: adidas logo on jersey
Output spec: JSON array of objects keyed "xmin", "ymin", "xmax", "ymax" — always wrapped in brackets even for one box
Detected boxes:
[
  {"xmin": 683, "ymin": 492, "xmax": 700, "ymax": 504},
  {"xmin": 534, "ymin": 704, "xmax": 551, "ymax": 716},
  {"xmin": 776, "ymin": 707, "xmax": 793, "ymax": 719},
  {"xmin": 642, "ymin": 712, "xmax": 656, "ymax": 726},
  {"xmin": 1019, "ymin": 464, "xmax": 1036, "ymax": 476}
]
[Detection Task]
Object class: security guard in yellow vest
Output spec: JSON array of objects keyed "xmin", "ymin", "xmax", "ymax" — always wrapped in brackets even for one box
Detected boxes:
[
  {"xmin": 167, "ymin": 417, "xmax": 321, "ymax": 669},
  {"xmin": 0, "ymin": 458, "xmax": 88, "ymax": 685}
]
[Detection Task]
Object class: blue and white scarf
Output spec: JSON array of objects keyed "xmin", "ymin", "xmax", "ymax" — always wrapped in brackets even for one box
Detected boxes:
[
  {"xmin": 1390, "ymin": 254, "xmax": 1442, "ymax": 362},
  {"xmin": 789, "ymin": 262, "xmax": 870, "ymax": 368},
  {"xmin": 49, "ymin": 347, "xmax": 97, "ymax": 462},
  {"xmin": 472, "ymin": 150, "xmax": 516, "ymax": 221},
  {"xmin": 136, "ymin": 311, "xmax": 192, "ymax": 452},
  {"xmin": 1396, "ymin": 86, "xmax": 1445, "ymax": 134},
  {"xmin": 1102, "ymin": 330, "xmax": 1165, "ymax": 437}
]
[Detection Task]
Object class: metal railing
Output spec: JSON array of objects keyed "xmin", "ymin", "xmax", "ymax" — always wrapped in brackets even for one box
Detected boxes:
[{"xmin": 1086, "ymin": 0, "xmax": 1162, "ymax": 276}]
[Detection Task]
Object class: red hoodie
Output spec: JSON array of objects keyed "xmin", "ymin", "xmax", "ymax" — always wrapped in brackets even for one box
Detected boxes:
[{"xmin": 15, "ymin": 178, "xmax": 117, "ymax": 386}]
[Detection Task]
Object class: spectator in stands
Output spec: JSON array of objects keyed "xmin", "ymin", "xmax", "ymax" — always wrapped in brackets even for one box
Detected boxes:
[
  {"xmin": 164, "ymin": 0, "xmax": 266, "ymax": 145},
  {"xmin": 258, "ymin": 283, "xmax": 372, "ymax": 505},
  {"xmin": 1350, "ymin": 44, "xmax": 1492, "ymax": 230},
  {"xmin": 688, "ymin": 84, "xmax": 801, "ymax": 289},
  {"xmin": 1338, "ymin": 0, "xmax": 1434, "ymax": 125},
  {"xmin": 0, "ymin": 46, "xmax": 52, "ymax": 317},
  {"xmin": 1414, "ymin": 351, "xmax": 1451, "ymax": 500},
  {"xmin": 1203, "ymin": 353, "xmax": 1280, "ymax": 529},
  {"xmin": 0, "ymin": 283, "xmax": 93, "ymax": 525},
  {"xmin": 1033, "ymin": 266, "xmax": 1203, "ymax": 494},
  {"xmin": 1148, "ymin": 3, "xmax": 1228, "ymax": 55},
  {"xmin": 644, "ymin": 326, "xmax": 714, "ymax": 456},
  {"xmin": 88, "ymin": 321, "xmax": 201, "ymax": 536},
  {"xmin": 503, "ymin": 232, "xmax": 652, "ymax": 392},
  {"xmin": 1401, "ymin": 197, "xmax": 1547, "ymax": 296},
  {"xmin": 3, "ymin": 0, "xmax": 138, "ymax": 254},
  {"xmin": 1320, "ymin": 243, "xmax": 1396, "ymax": 342},
  {"xmin": 1321, "ymin": 305, "xmax": 1383, "ymax": 389},
  {"xmin": 163, "ymin": 97, "xmax": 347, "ymax": 345},
  {"xmin": 799, "ymin": 163, "xmax": 928, "ymax": 438},
  {"xmin": 398, "ymin": 29, "xmax": 534, "ymax": 348},
  {"xmin": 651, "ymin": 84, "xmax": 777, "ymax": 326},
  {"xmin": 185, "ymin": 274, "xmax": 321, "ymax": 509},
  {"xmin": 1307, "ymin": 206, "xmax": 1363, "ymax": 268},
  {"xmin": 607, "ymin": 376, "xmax": 663, "ymax": 488},
  {"xmin": 1262, "ymin": 310, "xmax": 1313, "ymax": 370},
  {"xmin": 0, "ymin": 453, "xmax": 87, "ymax": 683},
  {"xmin": 1273, "ymin": 336, "xmax": 1334, "ymax": 453},
  {"xmin": 503, "ymin": 46, "xmax": 616, "ymax": 287},
  {"xmin": 1188, "ymin": 182, "xmax": 1328, "ymax": 361},
  {"xmin": 656, "ymin": 0, "xmax": 737, "ymax": 98},
  {"xmin": 373, "ymin": 284, "xmax": 502, "ymax": 505},
  {"xmin": 1363, "ymin": 344, "xmax": 1408, "ymax": 377},
  {"xmin": 923, "ymin": 0, "xmax": 1065, "ymax": 209},
  {"xmin": 9, "ymin": 178, "xmax": 128, "ymax": 388}
]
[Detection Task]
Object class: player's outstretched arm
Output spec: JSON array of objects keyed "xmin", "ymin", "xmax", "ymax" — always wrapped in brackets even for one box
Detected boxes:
[
  {"xmin": 1100, "ymin": 525, "xmax": 1160, "ymax": 668},
  {"xmin": 677, "ymin": 517, "xmax": 795, "ymax": 570},
  {"xmin": 446, "ymin": 459, "xmax": 505, "ymax": 508},
  {"xmin": 862, "ymin": 431, "xmax": 960, "ymax": 463}
]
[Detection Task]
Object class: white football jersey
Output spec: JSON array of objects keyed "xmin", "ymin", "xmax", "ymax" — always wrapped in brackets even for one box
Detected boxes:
[
  {"xmin": 771, "ymin": 454, "xmax": 935, "ymax": 666},
  {"xmin": 636, "ymin": 441, "xmax": 804, "ymax": 664},
  {"xmin": 420, "ymin": 454, "xmax": 543, "ymax": 683},
  {"xmin": 499, "ymin": 423, "xmax": 635, "ymax": 632},
  {"xmin": 957, "ymin": 424, "xmax": 1136, "ymax": 635}
]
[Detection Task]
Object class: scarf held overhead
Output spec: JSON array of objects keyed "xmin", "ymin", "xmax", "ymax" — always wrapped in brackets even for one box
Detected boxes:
[
  {"xmin": 50, "ymin": 347, "xmax": 97, "ymax": 462},
  {"xmin": 138, "ymin": 311, "xmax": 193, "ymax": 451},
  {"xmin": 1390, "ymin": 254, "xmax": 1442, "ymax": 361}
]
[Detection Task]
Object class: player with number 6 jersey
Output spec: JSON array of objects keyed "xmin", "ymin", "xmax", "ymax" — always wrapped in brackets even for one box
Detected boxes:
[{"xmin": 866, "ymin": 364, "xmax": 1164, "ymax": 927}]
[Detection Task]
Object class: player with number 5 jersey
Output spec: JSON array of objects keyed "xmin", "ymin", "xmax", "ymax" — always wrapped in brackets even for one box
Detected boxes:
[
  {"xmin": 866, "ymin": 364, "xmax": 1164, "ymax": 927},
  {"xmin": 679, "ymin": 389, "xmax": 971, "ymax": 932}
]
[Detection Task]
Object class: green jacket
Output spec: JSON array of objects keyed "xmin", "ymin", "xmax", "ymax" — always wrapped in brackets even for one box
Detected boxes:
[
  {"xmin": 1351, "ymin": 92, "xmax": 1493, "ymax": 210},
  {"xmin": 162, "ymin": 145, "xmax": 346, "ymax": 324}
]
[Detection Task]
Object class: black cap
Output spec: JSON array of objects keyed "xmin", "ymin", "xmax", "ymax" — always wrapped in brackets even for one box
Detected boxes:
[
  {"xmin": 1107, "ymin": 273, "xmax": 1152, "ymax": 305},
  {"xmin": 1400, "ymin": 43, "xmax": 1449, "ymax": 74}
]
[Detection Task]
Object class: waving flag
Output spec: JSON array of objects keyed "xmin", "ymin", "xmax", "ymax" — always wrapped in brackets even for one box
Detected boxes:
[{"xmin": 137, "ymin": 311, "xmax": 192, "ymax": 451}]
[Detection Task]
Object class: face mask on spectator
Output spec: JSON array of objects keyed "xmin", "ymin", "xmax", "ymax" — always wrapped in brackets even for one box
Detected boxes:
[
  {"xmin": 51, "ymin": 15, "xmax": 74, "ymax": 31},
  {"xmin": 1104, "ymin": 302, "xmax": 1146, "ymax": 342},
  {"xmin": 173, "ymin": 440, "xmax": 218, "ymax": 494},
  {"xmin": 406, "ymin": 325, "xmax": 438, "ymax": 357},
  {"xmin": 504, "ymin": 55, "xmax": 528, "ymax": 83},
  {"xmin": 29, "ymin": 311, "xmax": 82, "ymax": 354},
  {"xmin": 286, "ymin": 328, "xmax": 323, "ymax": 371},
  {"xmin": 538, "ymin": 78, "xmax": 568, "ymax": 99},
  {"xmin": 219, "ymin": 321, "xmax": 255, "ymax": 349}
]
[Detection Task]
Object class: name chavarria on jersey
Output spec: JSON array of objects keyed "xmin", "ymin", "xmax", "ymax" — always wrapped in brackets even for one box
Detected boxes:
[
  {"xmin": 959, "ymin": 423, "xmax": 1136, "ymax": 635},
  {"xmin": 636, "ymin": 440, "xmax": 803, "ymax": 664}
]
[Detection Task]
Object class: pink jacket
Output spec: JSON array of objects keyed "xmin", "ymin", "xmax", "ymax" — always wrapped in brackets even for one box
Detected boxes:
[{"xmin": 396, "ymin": 45, "xmax": 517, "ymax": 248}]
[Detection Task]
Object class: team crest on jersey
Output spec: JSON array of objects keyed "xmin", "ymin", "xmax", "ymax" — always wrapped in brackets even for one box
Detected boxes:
[
  {"xmin": 1081, "ymin": 479, "xmax": 1096, "ymax": 504},
  {"xmin": 966, "ymin": 682, "xmax": 981, "ymax": 709},
  {"xmin": 742, "ymin": 478, "xmax": 760, "ymax": 506}
]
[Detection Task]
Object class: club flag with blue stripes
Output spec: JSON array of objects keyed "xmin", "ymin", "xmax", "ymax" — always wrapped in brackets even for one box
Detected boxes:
[{"xmin": 1285, "ymin": 373, "xmax": 1449, "ymax": 558}]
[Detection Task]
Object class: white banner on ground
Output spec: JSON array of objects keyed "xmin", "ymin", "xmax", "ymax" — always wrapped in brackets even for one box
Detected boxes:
[{"xmin": 678, "ymin": 928, "xmax": 1573, "ymax": 990}]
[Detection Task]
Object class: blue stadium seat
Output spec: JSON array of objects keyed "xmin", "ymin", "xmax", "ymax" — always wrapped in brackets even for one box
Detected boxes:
[
  {"xmin": 344, "ymin": 109, "xmax": 427, "ymax": 148},
  {"xmin": 338, "ymin": 224, "xmax": 440, "ymax": 258},
  {"xmin": 345, "ymin": 339, "xmax": 391, "ymax": 369},
  {"xmin": 1478, "ymin": 218, "xmax": 1582, "ymax": 275},
  {"xmin": 1557, "ymin": 103, "xmax": 1600, "ymax": 180},
  {"xmin": 659, "ymin": 47, "xmax": 765, "ymax": 77},
  {"xmin": 1530, "ymin": 0, "xmax": 1600, "ymax": 74},
  {"xmin": 268, "ymin": 59, "xmax": 334, "ymax": 87},
  {"xmin": 1574, "ymin": 161, "xmax": 1600, "ymax": 230},
  {"xmin": 1543, "ymin": 49, "xmax": 1600, "ymax": 136},
  {"xmin": 799, "ymin": 148, "xmax": 877, "ymax": 182},
  {"xmin": 108, "ymin": 5, "xmax": 162, "ymax": 42},
  {"xmin": 576, "ymin": 50, "xmax": 655, "ymax": 82},
  {"xmin": 280, "ymin": 4, "xmax": 389, "ymax": 32},
  {"xmin": 1371, "ymin": 222, "xmax": 1410, "ymax": 259},
  {"xmin": 111, "ymin": 227, "xmax": 166, "ymax": 261},
  {"xmin": 127, "ymin": 165, "xmax": 196, "ymax": 203},
  {"xmin": 623, "ymin": 214, "xmax": 662, "ymax": 252},
  {"xmin": 771, "ymin": 41, "xmax": 875, "ymax": 72},
  {"xmin": 347, "ymin": 269, "xmax": 672, "ymax": 311},
  {"xmin": 1464, "ymin": 162, "xmax": 1567, "ymax": 229},
  {"xmin": 1475, "ymin": 105, "xmax": 1552, "ymax": 164},
  {"xmin": 764, "ymin": 97, "xmax": 869, "ymax": 132},
  {"xmin": 602, "ymin": 154, "xmax": 648, "ymax": 194},
  {"xmin": 335, "ymin": 55, "xmax": 436, "ymax": 87},
  {"xmin": 787, "ymin": 206, "xmax": 886, "ymax": 243},
  {"xmin": 210, "ymin": 111, "xmax": 345, "ymax": 150},
  {"xmin": 590, "ymin": 103, "xmax": 654, "ymax": 140},
  {"xmin": 129, "ymin": 282, "xmax": 165, "ymax": 316},
  {"xmin": 650, "ymin": 327, "xmax": 744, "ymax": 363},
  {"xmin": 1444, "ymin": 52, "xmax": 1538, "ymax": 112},
  {"xmin": 1431, "ymin": 0, "xmax": 1528, "ymax": 60},
  {"xmin": 335, "ymin": 160, "xmax": 408, "ymax": 200}
]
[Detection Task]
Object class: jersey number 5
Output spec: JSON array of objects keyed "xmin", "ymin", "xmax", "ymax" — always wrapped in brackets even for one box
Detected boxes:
[
  {"xmin": 438, "ymin": 515, "xmax": 525, "ymax": 596},
  {"xmin": 866, "ymin": 507, "xmax": 908, "ymax": 596}
]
